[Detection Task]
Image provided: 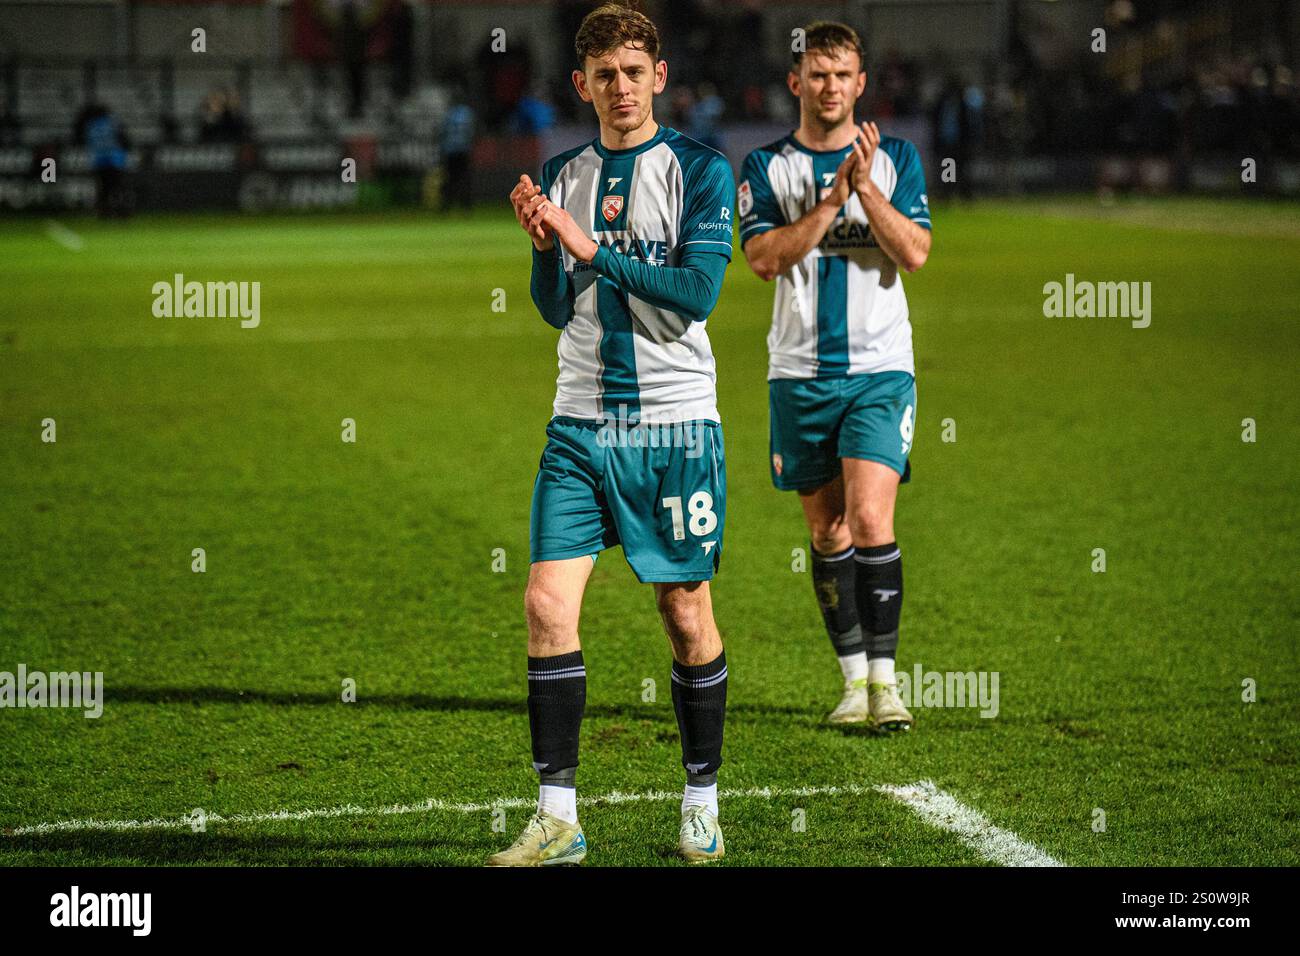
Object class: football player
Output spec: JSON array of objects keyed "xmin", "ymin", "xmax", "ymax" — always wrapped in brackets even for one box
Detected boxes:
[
  {"xmin": 739, "ymin": 21, "xmax": 931, "ymax": 730},
  {"xmin": 490, "ymin": 2, "xmax": 735, "ymax": 866}
]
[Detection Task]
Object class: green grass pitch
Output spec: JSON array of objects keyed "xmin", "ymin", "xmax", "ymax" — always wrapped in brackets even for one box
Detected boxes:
[{"xmin": 1, "ymin": 197, "xmax": 1296, "ymax": 866}]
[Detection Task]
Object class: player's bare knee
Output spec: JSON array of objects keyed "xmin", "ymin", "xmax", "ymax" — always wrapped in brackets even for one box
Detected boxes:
[
  {"xmin": 810, "ymin": 516, "xmax": 851, "ymax": 555},
  {"xmin": 848, "ymin": 505, "xmax": 894, "ymax": 547},
  {"xmin": 656, "ymin": 587, "xmax": 706, "ymax": 641},
  {"xmin": 656, "ymin": 594, "xmax": 695, "ymax": 638},
  {"xmin": 524, "ymin": 583, "xmax": 576, "ymax": 638}
]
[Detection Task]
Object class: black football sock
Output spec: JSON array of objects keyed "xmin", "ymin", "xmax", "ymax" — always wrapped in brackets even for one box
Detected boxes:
[
  {"xmin": 811, "ymin": 543, "xmax": 866, "ymax": 662},
  {"xmin": 853, "ymin": 542, "xmax": 903, "ymax": 665},
  {"xmin": 527, "ymin": 650, "xmax": 586, "ymax": 785},
  {"xmin": 671, "ymin": 651, "xmax": 727, "ymax": 786}
]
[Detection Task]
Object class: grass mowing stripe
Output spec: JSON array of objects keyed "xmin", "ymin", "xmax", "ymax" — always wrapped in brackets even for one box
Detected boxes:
[
  {"xmin": 7, "ymin": 321, "xmax": 542, "ymax": 352},
  {"xmin": 878, "ymin": 781, "xmax": 1064, "ymax": 868}
]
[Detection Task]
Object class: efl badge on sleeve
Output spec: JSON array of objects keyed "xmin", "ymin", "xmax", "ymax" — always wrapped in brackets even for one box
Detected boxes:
[
  {"xmin": 737, "ymin": 180, "xmax": 753, "ymax": 217},
  {"xmin": 602, "ymin": 195, "xmax": 623, "ymax": 222}
]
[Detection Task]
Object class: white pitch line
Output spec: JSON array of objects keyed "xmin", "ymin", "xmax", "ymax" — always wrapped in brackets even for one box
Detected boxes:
[
  {"xmin": 5, "ymin": 779, "xmax": 1066, "ymax": 867},
  {"xmin": 877, "ymin": 779, "xmax": 1064, "ymax": 867},
  {"xmin": 3, "ymin": 784, "xmax": 876, "ymax": 838},
  {"xmin": 43, "ymin": 220, "xmax": 85, "ymax": 252}
]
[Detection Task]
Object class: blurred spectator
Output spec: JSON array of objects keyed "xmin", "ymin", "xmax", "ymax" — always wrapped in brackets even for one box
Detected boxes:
[
  {"xmin": 685, "ymin": 83, "xmax": 724, "ymax": 151},
  {"xmin": 477, "ymin": 39, "xmax": 532, "ymax": 132},
  {"xmin": 75, "ymin": 103, "xmax": 130, "ymax": 218},
  {"xmin": 932, "ymin": 75, "xmax": 978, "ymax": 198},
  {"xmin": 158, "ymin": 112, "xmax": 180, "ymax": 145},
  {"xmin": 512, "ymin": 83, "xmax": 557, "ymax": 137},
  {"xmin": 199, "ymin": 88, "xmax": 251, "ymax": 144},
  {"xmin": 339, "ymin": 0, "xmax": 368, "ymax": 119},
  {"xmin": 0, "ymin": 108, "xmax": 20, "ymax": 147},
  {"xmin": 390, "ymin": 0, "xmax": 414, "ymax": 101},
  {"xmin": 870, "ymin": 49, "xmax": 918, "ymax": 120},
  {"xmin": 440, "ymin": 90, "xmax": 475, "ymax": 212}
]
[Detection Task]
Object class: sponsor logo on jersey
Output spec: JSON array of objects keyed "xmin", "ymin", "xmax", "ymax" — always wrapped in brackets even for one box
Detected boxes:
[
  {"xmin": 820, "ymin": 218, "xmax": 877, "ymax": 250},
  {"xmin": 602, "ymin": 194, "xmax": 623, "ymax": 222},
  {"xmin": 596, "ymin": 235, "xmax": 668, "ymax": 264}
]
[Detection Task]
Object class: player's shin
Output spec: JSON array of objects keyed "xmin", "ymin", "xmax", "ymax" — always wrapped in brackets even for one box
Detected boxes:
[
  {"xmin": 527, "ymin": 651, "xmax": 586, "ymax": 823},
  {"xmin": 811, "ymin": 544, "xmax": 869, "ymax": 683},
  {"xmin": 670, "ymin": 652, "xmax": 727, "ymax": 815},
  {"xmin": 853, "ymin": 543, "xmax": 902, "ymax": 683},
  {"xmin": 853, "ymin": 543, "xmax": 914, "ymax": 730}
]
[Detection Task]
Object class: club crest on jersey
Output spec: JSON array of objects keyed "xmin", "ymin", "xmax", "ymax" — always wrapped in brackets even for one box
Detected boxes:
[{"xmin": 602, "ymin": 195, "xmax": 624, "ymax": 222}]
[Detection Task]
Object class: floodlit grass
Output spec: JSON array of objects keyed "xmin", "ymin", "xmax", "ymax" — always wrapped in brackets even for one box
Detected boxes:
[{"xmin": 1, "ymin": 198, "xmax": 1296, "ymax": 865}]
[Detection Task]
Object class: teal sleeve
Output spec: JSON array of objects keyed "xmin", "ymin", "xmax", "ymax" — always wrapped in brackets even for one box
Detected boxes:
[
  {"xmin": 738, "ymin": 149, "xmax": 786, "ymax": 244},
  {"xmin": 528, "ymin": 156, "xmax": 574, "ymax": 330},
  {"xmin": 678, "ymin": 152, "xmax": 736, "ymax": 259},
  {"xmin": 530, "ymin": 245, "xmax": 572, "ymax": 330},
  {"xmin": 883, "ymin": 138, "xmax": 932, "ymax": 231},
  {"xmin": 590, "ymin": 245, "xmax": 729, "ymax": 323}
]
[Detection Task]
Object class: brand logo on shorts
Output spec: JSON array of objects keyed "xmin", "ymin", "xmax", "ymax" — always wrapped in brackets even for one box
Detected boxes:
[
  {"xmin": 602, "ymin": 195, "xmax": 623, "ymax": 222},
  {"xmin": 772, "ymin": 453, "xmax": 783, "ymax": 477}
]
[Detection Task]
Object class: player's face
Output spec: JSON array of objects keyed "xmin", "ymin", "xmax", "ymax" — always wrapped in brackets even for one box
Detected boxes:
[
  {"xmin": 790, "ymin": 48, "xmax": 866, "ymax": 129},
  {"xmin": 573, "ymin": 44, "xmax": 666, "ymax": 135}
]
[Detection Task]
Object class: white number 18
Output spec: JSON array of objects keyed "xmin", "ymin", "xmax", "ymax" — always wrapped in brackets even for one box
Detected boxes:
[{"xmin": 661, "ymin": 491, "xmax": 718, "ymax": 541}]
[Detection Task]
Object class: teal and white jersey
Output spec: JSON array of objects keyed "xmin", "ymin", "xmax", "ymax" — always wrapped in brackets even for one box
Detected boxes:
[
  {"xmin": 538, "ymin": 126, "xmax": 734, "ymax": 424},
  {"xmin": 738, "ymin": 133, "xmax": 931, "ymax": 381}
]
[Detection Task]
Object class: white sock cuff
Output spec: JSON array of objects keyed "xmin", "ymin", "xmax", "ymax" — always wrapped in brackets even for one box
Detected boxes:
[
  {"xmin": 682, "ymin": 783, "xmax": 719, "ymax": 817},
  {"xmin": 538, "ymin": 784, "xmax": 578, "ymax": 824}
]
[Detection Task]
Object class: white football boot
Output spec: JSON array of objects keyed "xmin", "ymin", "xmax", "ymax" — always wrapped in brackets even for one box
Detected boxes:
[
  {"xmin": 828, "ymin": 677, "xmax": 871, "ymax": 724},
  {"xmin": 486, "ymin": 811, "xmax": 587, "ymax": 867},
  {"xmin": 868, "ymin": 681, "xmax": 914, "ymax": 732},
  {"xmin": 678, "ymin": 805, "xmax": 725, "ymax": 863}
]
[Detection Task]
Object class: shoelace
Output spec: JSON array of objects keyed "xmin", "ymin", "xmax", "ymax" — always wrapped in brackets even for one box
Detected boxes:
[
  {"xmin": 683, "ymin": 807, "xmax": 710, "ymax": 840},
  {"xmin": 513, "ymin": 814, "xmax": 549, "ymax": 847}
]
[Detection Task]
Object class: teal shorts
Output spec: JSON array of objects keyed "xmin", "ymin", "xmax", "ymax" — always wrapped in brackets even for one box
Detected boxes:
[
  {"xmin": 530, "ymin": 416, "xmax": 726, "ymax": 583},
  {"xmin": 768, "ymin": 371, "xmax": 915, "ymax": 491}
]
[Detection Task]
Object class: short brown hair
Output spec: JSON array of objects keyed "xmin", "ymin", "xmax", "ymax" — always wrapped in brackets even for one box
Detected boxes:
[
  {"xmin": 792, "ymin": 21, "xmax": 865, "ymax": 70},
  {"xmin": 575, "ymin": 2, "xmax": 660, "ymax": 70}
]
